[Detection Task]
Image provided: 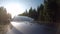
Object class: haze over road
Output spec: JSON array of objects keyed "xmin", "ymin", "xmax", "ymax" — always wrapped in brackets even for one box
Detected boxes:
[{"xmin": 7, "ymin": 16, "xmax": 56, "ymax": 34}]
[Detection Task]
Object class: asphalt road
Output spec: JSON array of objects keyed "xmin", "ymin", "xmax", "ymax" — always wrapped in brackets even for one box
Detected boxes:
[
  {"xmin": 6, "ymin": 21, "xmax": 56, "ymax": 34},
  {"xmin": 6, "ymin": 16, "xmax": 56, "ymax": 34}
]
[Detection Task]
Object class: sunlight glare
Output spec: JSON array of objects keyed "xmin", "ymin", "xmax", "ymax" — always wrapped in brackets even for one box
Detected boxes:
[
  {"xmin": 5, "ymin": 3, "xmax": 25, "ymax": 18},
  {"xmin": 11, "ymin": 22, "xmax": 20, "ymax": 26}
]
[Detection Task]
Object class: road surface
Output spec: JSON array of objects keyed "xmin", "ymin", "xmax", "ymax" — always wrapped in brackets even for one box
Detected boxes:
[
  {"xmin": 6, "ymin": 16, "xmax": 56, "ymax": 34},
  {"xmin": 6, "ymin": 22, "xmax": 56, "ymax": 34}
]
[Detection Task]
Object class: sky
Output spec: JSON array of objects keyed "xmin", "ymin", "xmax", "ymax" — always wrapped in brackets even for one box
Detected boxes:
[{"xmin": 0, "ymin": 0, "xmax": 43, "ymax": 17}]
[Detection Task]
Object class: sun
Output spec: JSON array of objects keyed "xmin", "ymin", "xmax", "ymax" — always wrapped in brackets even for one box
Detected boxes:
[{"xmin": 4, "ymin": 3, "xmax": 24, "ymax": 18}]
